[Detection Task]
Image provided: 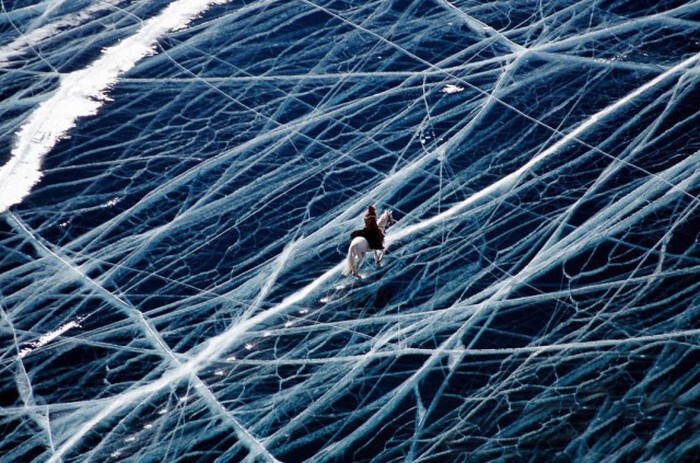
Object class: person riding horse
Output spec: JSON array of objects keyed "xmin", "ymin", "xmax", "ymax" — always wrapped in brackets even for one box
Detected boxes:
[
  {"xmin": 350, "ymin": 205, "xmax": 384, "ymax": 250},
  {"xmin": 344, "ymin": 206, "xmax": 393, "ymax": 277}
]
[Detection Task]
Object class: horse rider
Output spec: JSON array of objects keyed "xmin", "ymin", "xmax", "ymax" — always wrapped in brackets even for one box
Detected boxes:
[{"xmin": 361, "ymin": 205, "xmax": 384, "ymax": 250}]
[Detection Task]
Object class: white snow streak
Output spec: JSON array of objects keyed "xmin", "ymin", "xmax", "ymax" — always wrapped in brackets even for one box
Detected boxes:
[
  {"xmin": 17, "ymin": 317, "xmax": 83, "ymax": 360},
  {"xmin": 0, "ymin": 0, "xmax": 229, "ymax": 214}
]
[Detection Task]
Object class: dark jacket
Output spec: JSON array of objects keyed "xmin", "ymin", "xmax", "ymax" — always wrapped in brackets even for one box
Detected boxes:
[
  {"xmin": 362, "ymin": 212, "xmax": 384, "ymax": 250},
  {"xmin": 349, "ymin": 212, "xmax": 385, "ymax": 250}
]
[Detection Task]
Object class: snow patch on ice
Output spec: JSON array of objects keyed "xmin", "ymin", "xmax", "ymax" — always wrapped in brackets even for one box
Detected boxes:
[
  {"xmin": 0, "ymin": 0, "xmax": 231, "ymax": 214},
  {"xmin": 17, "ymin": 317, "xmax": 84, "ymax": 360},
  {"xmin": 441, "ymin": 84, "xmax": 464, "ymax": 94}
]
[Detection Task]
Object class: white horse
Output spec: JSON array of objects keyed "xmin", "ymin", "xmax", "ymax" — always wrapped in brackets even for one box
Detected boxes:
[{"xmin": 342, "ymin": 210, "xmax": 394, "ymax": 278}]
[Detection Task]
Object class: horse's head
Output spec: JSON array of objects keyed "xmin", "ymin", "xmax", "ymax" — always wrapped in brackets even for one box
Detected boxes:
[{"xmin": 379, "ymin": 209, "xmax": 394, "ymax": 230}]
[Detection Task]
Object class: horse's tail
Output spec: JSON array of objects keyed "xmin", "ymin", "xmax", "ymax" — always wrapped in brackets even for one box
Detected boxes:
[{"xmin": 342, "ymin": 245, "xmax": 355, "ymax": 277}]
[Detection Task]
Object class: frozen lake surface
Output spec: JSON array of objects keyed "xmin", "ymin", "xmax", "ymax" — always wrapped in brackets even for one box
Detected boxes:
[{"xmin": 1, "ymin": 1, "xmax": 699, "ymax": 461}]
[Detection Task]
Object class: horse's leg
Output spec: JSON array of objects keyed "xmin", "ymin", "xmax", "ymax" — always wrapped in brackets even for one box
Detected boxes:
[
  {"xmin": 373, "ymin": 250, "xmax": 381, "ymax": 267},
  {"xmin": 351, "ymin": 247, "xmax": 362, "ymax": 277},
  {"xmin": 342, "ymin": 246, "xmax": 354, "ymax": 276},
  {"xmin": 355, "ymin": 251, "xmax": 365, "ymax": 277}
]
